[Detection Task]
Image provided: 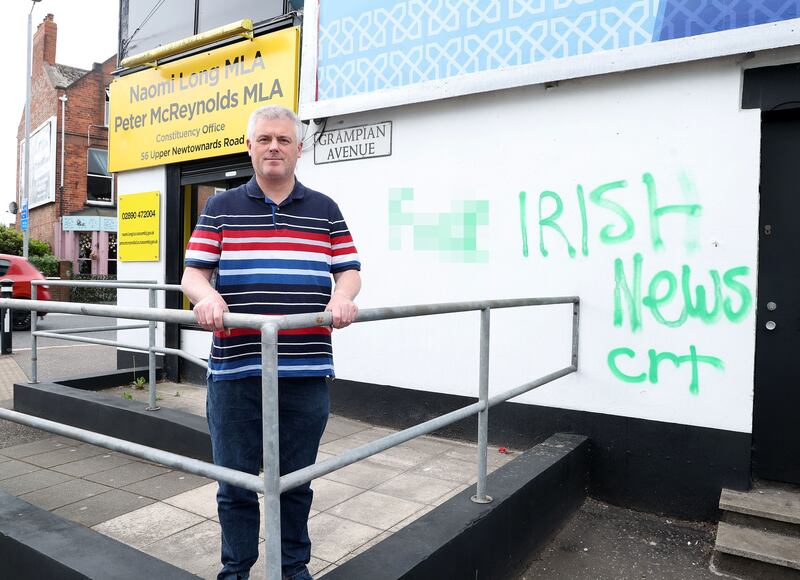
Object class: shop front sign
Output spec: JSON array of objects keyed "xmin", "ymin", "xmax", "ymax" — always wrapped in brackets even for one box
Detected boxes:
[
  {"xmin": 119, "ymin": 191, "xmax": 160, "ymax": 261},
  {"xmin": 109, "ymin": 27, "xmax": 300, "ymax": 172}
]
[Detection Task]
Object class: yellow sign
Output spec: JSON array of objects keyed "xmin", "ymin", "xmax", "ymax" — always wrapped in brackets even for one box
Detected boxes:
[
  {"xmin": 109, "ymin": 27, "xmax": 300, "ymax": 172},
  {"xmin": 119, "ymin": 191, "xmax": 160, "ymax": 261}
]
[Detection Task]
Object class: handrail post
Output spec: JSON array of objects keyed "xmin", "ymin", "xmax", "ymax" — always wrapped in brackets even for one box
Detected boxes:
[
  {"xmin": 572, "ymin": 299, "xmax": 580, "ymax": 370},
  {"xmin": 30, "ymin": 283, "xmax": 38, "ymax": 383},
  {"xmin": 472, "ymin": 307, "xmax": 493, "ymax": 504},
  {"xmin": 261, "ymin": 323, "xmax": 282, "ymax": 580},
  {"xmin": 146, "ymin": 288, "xmax": 159, "ymax": 411}
]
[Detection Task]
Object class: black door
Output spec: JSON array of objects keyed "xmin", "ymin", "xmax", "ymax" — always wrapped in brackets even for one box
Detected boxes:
[{"xmin": 753, "ymin": 109, "xmax": 800, "ymax": 484}]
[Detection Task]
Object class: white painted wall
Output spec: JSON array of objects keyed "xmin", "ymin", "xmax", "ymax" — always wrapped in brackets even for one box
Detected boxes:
[
  {"xmin": 296, "ymin": 56, "xmax": 761, "ymax": 434},
  {"xmin": 114, "ymin": 53, "xmax": 768, "ymax": 435},
  {"xmin": 116, "ymin": 166, "xmax": 168, "ymax": 353}
]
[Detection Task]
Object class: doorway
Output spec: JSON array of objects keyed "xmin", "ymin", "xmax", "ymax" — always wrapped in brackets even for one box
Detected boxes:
[
  {"xmin": 752, "ymin": 108, "xmax": 800, "ymax": 484},
  {"xmin": 162, "ymin": 153, "xmax": 253, "ymax": 382}
]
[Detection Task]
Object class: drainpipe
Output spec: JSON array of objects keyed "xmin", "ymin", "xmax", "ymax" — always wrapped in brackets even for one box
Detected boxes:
[{"xmin": 59, "ymin": 94, "xmax": 67, "ymax": 215}]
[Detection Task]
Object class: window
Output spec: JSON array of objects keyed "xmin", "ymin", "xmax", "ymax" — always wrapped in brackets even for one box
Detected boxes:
[
  {"xmin": 78, "ymin": 232, "xmax": 93, "ymax": 274},
  {"xmin": 87, "ymin": 148, "xmax": 113, "ymax": 204},
  {"xmin": 108, "ymin": 233, "xmax": 117, "ymax": 276},
  {"xmin": 104, "ymin": 89, "xmax": 110, "ymax": 127},
  {"xmin": 197, "ymin": 0, "xmax": 283, "ymax": 33},
  {"xmin": 122, "ymin": 0, "xmax": 286, "ymax": 57}
]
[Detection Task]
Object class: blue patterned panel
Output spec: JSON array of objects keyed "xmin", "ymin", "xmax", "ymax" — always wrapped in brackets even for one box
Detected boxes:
[
  {"xmin": 318, "ymin": 0, "xmax": 660, "ymax": 99},
  {"xmin": 656, "ymin": 0, "xmax": 800, "ymax": 40}
]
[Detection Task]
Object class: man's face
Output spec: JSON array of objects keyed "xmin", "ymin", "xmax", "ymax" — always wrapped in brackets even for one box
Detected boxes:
[{"xmin": 247, "ymin": 116, "xmax": 302, "ymax": 182}]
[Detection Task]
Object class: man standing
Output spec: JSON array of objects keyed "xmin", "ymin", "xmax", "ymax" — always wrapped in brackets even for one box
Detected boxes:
[{"xmin": 182, "ymin": 105, "xmax": 361, "ymax": 580}]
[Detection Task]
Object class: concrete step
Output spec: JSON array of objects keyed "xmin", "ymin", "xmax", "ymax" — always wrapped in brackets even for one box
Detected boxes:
[
  {"xmin": 720, "ymin": 484, "xmax": 800, "ymax": 525},
  {"xmin": 715, "ymin": 521, "xmax": 800, "ymax": 569}
]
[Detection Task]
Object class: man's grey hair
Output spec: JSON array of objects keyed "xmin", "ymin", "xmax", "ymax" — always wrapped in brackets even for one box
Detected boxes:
[{"xmin": 246, "ymin": 105, "xmax": 304, "ymax": 143}]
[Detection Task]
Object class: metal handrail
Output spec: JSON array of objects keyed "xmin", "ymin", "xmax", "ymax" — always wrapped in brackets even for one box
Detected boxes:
[
  {"xmin": 30, "ymin": 279, "xmax": 184, "ymax": 410},
  {"xmin": 0, "ymin": 294, "xmax": 580, "ymax": 580}
]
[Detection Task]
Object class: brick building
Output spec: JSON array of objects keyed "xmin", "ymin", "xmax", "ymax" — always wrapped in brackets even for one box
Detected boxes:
[{"xmin": 16, "ymin": 13, "xmax": 117, "ymax": 276}]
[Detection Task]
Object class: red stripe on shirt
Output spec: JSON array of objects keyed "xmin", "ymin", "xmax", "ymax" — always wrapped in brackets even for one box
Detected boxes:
[
  {"xmin": 224, "ymin": 228, "xmax": 330, "ymax": 243},
  {"xmin": 221, "ymin": 242, "xmax": 332, "ymax": 254}
]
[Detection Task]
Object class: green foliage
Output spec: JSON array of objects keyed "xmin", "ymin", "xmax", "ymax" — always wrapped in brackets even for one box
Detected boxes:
[
  {"xmin": 0, "ymin": 225, "xmax": 52, "ymax": 257},
  {"xmin": 29, "ymin": 255, "xmax": 59, "ymax": 277},
  {"xmin": 28, "ymin": 238, "xmax": 51, "ymax": 257},
  {"xmin": 0, "ymin": 226, "xmax": 22, "ymax": 255},
  {"xmin": 133, "ymin": 376, "xmax": 146, "ymax": 390},
  {"xmin": 69, "ymin": 274, "xmax": 117, "ymax": 303},
  {"xmin": 121, "ymin": 391, "xmax": 133, "ymax": 401}
]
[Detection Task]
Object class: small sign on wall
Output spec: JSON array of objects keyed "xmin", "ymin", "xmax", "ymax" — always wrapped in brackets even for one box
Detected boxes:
[
  {"xmin": 119, "ymin": 191, "xmax": 160, "ymax": 262},
  {"xmin": 314, "ymin": 121, "xmax": 392, "ymax": 164}
]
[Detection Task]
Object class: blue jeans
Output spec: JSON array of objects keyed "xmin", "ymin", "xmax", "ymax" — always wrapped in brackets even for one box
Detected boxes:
[{"xmin": 207, "ymin": 375, "xmax": 330, "ymax": 580}]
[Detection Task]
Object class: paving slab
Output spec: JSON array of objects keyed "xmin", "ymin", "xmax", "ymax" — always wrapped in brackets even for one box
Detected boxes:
[
  {"xmin": 373, "ymin": 471, "xmax": 461, "ymax": 504},
  {"xmin": 93, "ymin": 502, "xmax": 205, "ymax": 549},
  {"xmin": 22, "ymin": 444, "xmax": 106, "ymax": 468},
  {"xmin": 365, "ymin": 444, "xmax": 438, "ymax": 470},
  {"xmin": 121, "ymin": 470, "xmax": 212, "ymax": 500},
  {"xmin": 145, "ymin": 520, "xmax": 223, "ymax": 579},
  {"xmin": 412, "ymin": 455, "xmax": 479, "ymax": 483},
  {"xmin": 323, "ymin": 459, "xmax": 403, "ymax": 489},
  {"xmin": 0, "ymin": 468, "xmax": 73, "ymax": 495},
  {"xmin": 311, "ymin": 478, "xmax": 364, "ymax": 512},
  {"xmin": 327, "ymin": 490, "xmax": 426, "ymax": 530},
  {"xmin": 50, "ymin": 451, "xmax": 134, "ymax": 477},
  {"xmin": 0, "ymin": 436, "xmax": 75, "ymax": 459},
  {"xmin": 83, "ymin": 460, "xmax": 171, "ymax": 487},
  {"xmin": 307, "ymin": 512, "xmax": 384, "ymax": 564},
  {"xmin": 399, "ymin": 435, "xmax": 462, "ymax": 456},
  {"xmin": 0, "ymin": 458, "xmax": 41, "ymax": 480},
  {"xmin": 163, "ymin": 482, "xmax": 219, "ymax": 518},
  {"xmin": 52, "ymin": 488, "xmax": 156, "ymax": 527},
  {"xmin": 19, "ymin": 478, "xmax": 111, "ymax": 511}
]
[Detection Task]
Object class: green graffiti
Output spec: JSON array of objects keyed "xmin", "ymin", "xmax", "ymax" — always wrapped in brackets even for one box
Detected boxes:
[
  {"xmin": 519, "ymin": 190, "xmax": 529, "ymax": 257},
  {"xmin": 644, "ymin": 172, "xmax": 702, "ymax": 251},
  {"xmin": 520, "ymin": 172, "xmax": 705, "ymax": 258},
  {"xmin": 678, "ymin": 171, "xmax": 701, "ymax": 253},
  {"xmin": 608, "ymin": 345, "xmax": 724, "ymax": 395},
  {"xmin": 607, "ymin": 347, "xmax": 646, "ymax": 383},
  {"xmin": 615, "ymin": 253, "xmax": 753, "ymax": 331},
  {"xmin": 577, "ymin": 184, "xmax": 589, "ymax": 256},
  {"xmin": 682, "ymin": 265, "xmax": 722, "ymax": 323},
  {"xmin": 647, "ymin": 346, "xmax": 724, "ymax": 395},
  {"xmin": 539, "ymin": 190, "xmax": 576, "ymax": 258},
  {"xmin": 589, "ymin": 180, "xmax": 634, "ymax": 245},
  {"xmin": 722, "ymin": 266, "xmax": 752, "ymax": 322},
  {"xmin": 613, "ymin": 253, "xmax": 643, "ymax": 332},
  {"xmin": 388, "ymin": 188, "xmax": 489, "ymax": 262},
  {"xmin": 642, "ymin": 270, "xmax": 688, "ymax": 328}
]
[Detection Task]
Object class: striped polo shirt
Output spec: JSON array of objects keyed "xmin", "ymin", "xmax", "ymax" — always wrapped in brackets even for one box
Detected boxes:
[{"xmin": 184, "ymin": 176, "xmax": 361, "ymax": 380}]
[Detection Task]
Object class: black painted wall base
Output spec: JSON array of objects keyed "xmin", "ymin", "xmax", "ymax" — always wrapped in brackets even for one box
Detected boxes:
[
  {"xmin": 325, "ymin": 433, "xmax": 589, "ymax": 580},
  {"xmin": 0, "ymin": 491, "xmax": 198, "ymax": 580},
  {"xmin": 329, "ymin": 378, "xmax": 751, "ymax": 520}
]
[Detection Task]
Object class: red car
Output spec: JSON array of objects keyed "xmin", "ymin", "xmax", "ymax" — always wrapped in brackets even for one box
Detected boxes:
[{"xmin": 0, "ymin": 254, "xmax": 53, "ymax": 330}]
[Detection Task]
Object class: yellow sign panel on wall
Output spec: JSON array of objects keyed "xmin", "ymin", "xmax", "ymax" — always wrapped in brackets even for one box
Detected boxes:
[
  {"xmin": 109, "ymin": 27, "xmax": 300, "ymax": 172},
  {"xmin": 119, "ymin": 191, "xmax": 160, "ymax": 261}
]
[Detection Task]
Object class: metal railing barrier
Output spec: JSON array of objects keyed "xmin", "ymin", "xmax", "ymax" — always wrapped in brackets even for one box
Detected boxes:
[
  {"xmin": 0, "ymin": 294, "xmax": 579, "ymax": 580},
  {"xmin": 30, "ymin": 279, "xmax": 202, "ymax": 411}
]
